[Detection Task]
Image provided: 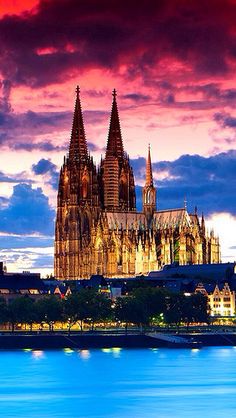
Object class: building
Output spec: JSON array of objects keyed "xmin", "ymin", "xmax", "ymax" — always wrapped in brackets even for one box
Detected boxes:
[
  {"xmin": 0, "ymin": 263, "xmax": 47, "ymax": 303},
  {"xmin": 148, "ymin": 263, "xmax": 234, "ymax": 281},
  {"xmin": 54, "ymin": 88, "xmax": 220, "ymax": 280},
  {"xmin": 208, "ymin": 283, "xmax": 235, "ymax": 317}
]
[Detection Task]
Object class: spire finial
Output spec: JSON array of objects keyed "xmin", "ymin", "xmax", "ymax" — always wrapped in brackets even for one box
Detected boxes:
[
  {"xmin": 184, "ymin": 196, "xmax": 187, "ymax": 210},
  {"xmin": 76, "ymin": 85, "xmax": 80, "ymax": 96},
  {"xmin": 145, "ymin": 144, "xmax": 153, "ymax": 187},
  {"xmin": 112, "ymin": 88, "xmax": 117, "ymax": 99}
]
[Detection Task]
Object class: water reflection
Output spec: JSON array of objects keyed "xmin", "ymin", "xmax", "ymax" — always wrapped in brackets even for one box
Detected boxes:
[
  {"xmin": 63, "ymin": 348, "xmax": 74, "ymax": 355},
  {"xmin": 112, "ymin": 347, "xmax": 121, "ymax": 358},
  {"xmin": 79, "ymin": 349, "xmax": 90, "ymax": 360},
  {"xmin": 32, "ymin": 350, "xmax": 44, "ymax": 360},
  {"xmin": 102, "ymin": 348, "xmax": 112, "ymax": 353},
  {"xmin": 0, "ymin": 347, "xmax": 236, "ymax": 417}
]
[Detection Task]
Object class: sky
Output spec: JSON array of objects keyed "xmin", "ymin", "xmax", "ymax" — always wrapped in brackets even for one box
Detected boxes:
[{"xmin": 0, "ymin": 0, "xmax": 236, "ymax": 276}]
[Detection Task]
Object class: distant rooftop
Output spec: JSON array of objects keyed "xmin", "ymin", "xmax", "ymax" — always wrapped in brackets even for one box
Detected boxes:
[{"xmin": 148, "ymin": 263, "xmax": 236, "ymax": 281}]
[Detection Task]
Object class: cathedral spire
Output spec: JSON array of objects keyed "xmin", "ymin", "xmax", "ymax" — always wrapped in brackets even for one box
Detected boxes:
[
  {"xmin": 69, "ymin": 86, "xmax": 88, "ymax": 161},
  {"xmin": 143, "ymin": 145, "xmax": 156, "ymax": 221},
  {"xmin": 145, "ymin": 144, "xmax": 153, "ymax": 187},
  {"xmin": 105, "ymin": 89, "xmax": 124, "ymax": 160}
]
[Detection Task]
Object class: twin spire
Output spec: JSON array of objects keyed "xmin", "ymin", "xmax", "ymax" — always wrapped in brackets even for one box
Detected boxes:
[{"xmin": 68, "ymin": 87, "xmax": 154, "ymax": 187}]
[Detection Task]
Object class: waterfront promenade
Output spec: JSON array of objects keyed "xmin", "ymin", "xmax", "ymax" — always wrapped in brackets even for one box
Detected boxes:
[{"xmin": 0, "ymin": 330, "xmax": 236, "ymax": 349}]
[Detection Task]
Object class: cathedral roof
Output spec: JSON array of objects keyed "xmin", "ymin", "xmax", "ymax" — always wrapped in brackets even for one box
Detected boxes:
[
  {"xmin": 105, "ymin": 89, "xmax": 124, "ymax": 161},
  {"xmin": 69, "ymin": 86, "xmax": 88, "ymax": 161},
  {"xmin": 105, "ymin": 211, "xmax": 146, "ymax": 230},
  {"xmin": 153, "ymin": 208, "xmax": 192, "ymax": 228}
]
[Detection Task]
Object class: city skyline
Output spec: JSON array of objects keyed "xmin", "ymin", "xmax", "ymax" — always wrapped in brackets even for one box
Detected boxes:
[{"xmin": 0, "ymin": 0, "xmax": 236, "ymax": 275}]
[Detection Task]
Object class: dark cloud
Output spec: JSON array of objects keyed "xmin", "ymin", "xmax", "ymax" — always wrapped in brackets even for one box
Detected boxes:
[
  {"xmin": 0, "ymin": 109, "xmax": 71, "ymax": 131},
  {"xmin": 32, "ymin": 158, "xmax": 59, "ymax": 190},
  {"xmin": 87, "ymin": 141, "xmax": 105, "ymax": 153},
  {"xmin": 0, "ymin": 0, "xmax": 235, "ymax": 87},
  {"xmin": 0, "ymin": 183, "xmax": 55, "ymax": 235},
  {"xmin": 131, "ymin": 150, "xmax": 236, "ymax": 215},
  {"xmin": 84, "ymin": 110, "xmax": 108, "ymax": 125},
  {"xmin": 32, "ymin": 158, "xmax": 57, "ymax": 175},
  {"xmin": 214, "ymin": 112, "xmax": 236, "ymax": 128},
  {"xmin": 11, "ymin": 141, "xmax": 66, "ymax": 152},
  {"xmin": 0, "ymin": 107, "xmax": 108, "ymax": 151},
  {"xmin": 0, "ymin": 108, "xmax": 70, "ymax": 151},
  {"xmin": 123, "ymin": 93, "xmax": 151, "ymax": 102},
  {"xmin": 0, "ymin": 79, "xmax": 12, "ymax": 113},
  {"xmin": 0, "ymin": 169, "xmax": 34, "ymax": 185}
]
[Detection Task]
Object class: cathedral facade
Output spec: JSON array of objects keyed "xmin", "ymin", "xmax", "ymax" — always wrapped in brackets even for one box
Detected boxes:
[{"xmin": 54, "ymin": 88, "xmax": 220, "ymax": 280}]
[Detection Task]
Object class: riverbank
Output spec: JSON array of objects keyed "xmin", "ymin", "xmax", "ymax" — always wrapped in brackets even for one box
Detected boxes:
[{"xmin": 0, "ymin": 331, "xmax": 236, "ymax": 349}]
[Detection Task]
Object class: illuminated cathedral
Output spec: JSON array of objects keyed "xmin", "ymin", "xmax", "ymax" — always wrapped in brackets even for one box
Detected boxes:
[{"xmin": 54, "ymin": 87, "xmax": 220, "ymax": 280}]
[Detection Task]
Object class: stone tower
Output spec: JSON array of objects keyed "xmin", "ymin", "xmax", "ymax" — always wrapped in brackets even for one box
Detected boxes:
[
  {"xmin": 142, "ymin": 145, "xmax": 156, "ymax": 223},
  {"xmin": 54, "ymin": 87, "xmax": 99, "ymax": 280},
  {"xmin": 101, "ymin": 90, "xmax": 136, "ymax": 211}
]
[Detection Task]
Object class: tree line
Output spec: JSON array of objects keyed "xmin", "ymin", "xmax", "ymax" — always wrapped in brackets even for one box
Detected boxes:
[{"xmin": 0, "ymin": 287, "xmax": 209, "ymax": 332}]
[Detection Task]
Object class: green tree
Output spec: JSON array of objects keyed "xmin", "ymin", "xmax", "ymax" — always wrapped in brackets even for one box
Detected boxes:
[
  {"xmin": 88, "ymin": 292, "xmax": 112, "ymax": 330},
  {"xmin": 132, "ymin": 287, "xmax": 167, "ymax": 325},
  {"xmin": 7, "ymin": 297, "xmax": 35, "ymax": 332},
  {"xmin": 63, "ymin": 293, "xmax": 86, "ymax": 333},
  {"xmin": 115, "ymin": 296, "xmax": 149, "ymax": 332},
  {"xmin": 36, "ymin": 296, "xmax": 62, "ymax": 331},
  {"xmin": 0, "ymin": 297, "xmax": 9, "ymax": 328},
  {"xmin": 164, "ymin": 293, "xmax": 183, "ymax": 329}
]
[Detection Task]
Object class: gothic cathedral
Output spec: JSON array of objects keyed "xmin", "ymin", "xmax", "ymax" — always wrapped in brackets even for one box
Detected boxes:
[{"xmin": 54, "ymin": 88, "xmax": 220, "ymax": 280}]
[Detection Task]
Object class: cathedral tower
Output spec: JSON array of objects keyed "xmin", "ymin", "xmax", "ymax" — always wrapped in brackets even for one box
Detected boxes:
[
  {"xmin": 143, "ymin": 145, "xmax": 156, "ymax": 222},
  {"xmin": 102, "ymin": 90, "xmax": 136, "ymax": 211},
  {"xmin": 54, "ymin": 87, "xmax": 99, "ymax": 280}
]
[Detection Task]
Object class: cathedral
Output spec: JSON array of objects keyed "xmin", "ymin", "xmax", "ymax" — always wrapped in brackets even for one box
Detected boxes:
[{"xmin": 54, "ymin": 87, "xmax": 220, "ymax": 280}]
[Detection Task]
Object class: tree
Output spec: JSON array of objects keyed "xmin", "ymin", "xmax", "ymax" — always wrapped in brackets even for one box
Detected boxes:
[
  {"xmin": 132, "ymin": 287, "xmax": 167, "ymax": 325},
  {"xmin": 0, "ymin": 297, "xmax": 8, "ymax": 328},
  {"xmin": 7, "ymin": 297, "xmax": 36, "ymax": 332},
  {"xmin": 164, "ymin": 293, "xmax": 183, "ymax": 329},
  {"xmin": 115, "ymin": 296, "xmax": 149, "ymax": 332},
  {"xmin": 164, "ymin": 293, "xmax": 209, "ymax": 330},
  {"xmin": 63, "ymin": 293, "xmax": 85, "ymax": 333},
  {"xmin": 36, "ymin": 296, "xmax": 62, "ymax": 331},
  {"xmin": 88, "ymin": 292, "xmax": 112, "ymax": 330}
]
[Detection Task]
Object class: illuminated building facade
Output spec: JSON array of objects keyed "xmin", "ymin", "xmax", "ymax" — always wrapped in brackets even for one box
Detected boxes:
[
  {"xmin": 54, "ymin": 88, "xmax": 220, "ymax": 280},
  {"xmin": 208, "ymin": 283, "xmax": 235, "ymax": 317}
]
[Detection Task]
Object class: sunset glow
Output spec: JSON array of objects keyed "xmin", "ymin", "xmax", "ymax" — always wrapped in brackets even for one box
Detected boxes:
[{"xmin": 0, "ymin": 0, "xmax": 236, "ymax": 274}]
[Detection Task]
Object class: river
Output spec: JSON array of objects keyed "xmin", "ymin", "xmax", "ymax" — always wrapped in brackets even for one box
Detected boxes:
[{"xmin": 0, "ymin": 347, "xmax": 235, "ymax": 417}]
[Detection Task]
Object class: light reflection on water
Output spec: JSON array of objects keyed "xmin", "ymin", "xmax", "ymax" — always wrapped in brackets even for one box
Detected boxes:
[{"xmin": 0, "ymin": 347, "xmax": 235, "ymax": 417}]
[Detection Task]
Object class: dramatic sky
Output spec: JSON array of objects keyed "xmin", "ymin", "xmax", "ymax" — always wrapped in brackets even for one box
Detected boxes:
[{"xmin": 0, "ymin": 0, "xmax": 236, "ymax": 275}]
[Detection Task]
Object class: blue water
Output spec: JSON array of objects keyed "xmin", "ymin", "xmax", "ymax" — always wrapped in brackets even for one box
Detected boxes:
[{"xmin": 0, "ymin": 347, "xmax": 235, "ymax": 417}]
